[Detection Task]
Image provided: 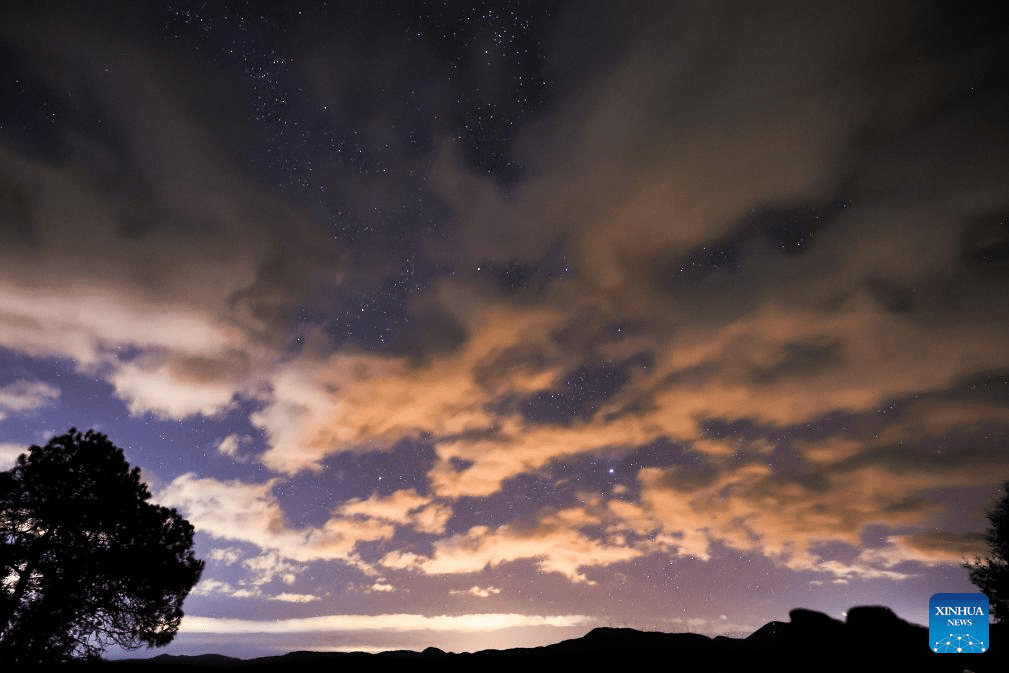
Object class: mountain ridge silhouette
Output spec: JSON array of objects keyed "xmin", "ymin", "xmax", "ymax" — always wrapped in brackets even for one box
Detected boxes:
[{"xmin": 43, "ymin": 606, "xmax": 1008, "ymax": 672}]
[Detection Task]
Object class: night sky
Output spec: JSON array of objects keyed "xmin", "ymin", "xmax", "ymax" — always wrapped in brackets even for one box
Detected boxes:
[{"xmin": 2, "ymin": 0, "xmax": 1009, "ymax": 659}]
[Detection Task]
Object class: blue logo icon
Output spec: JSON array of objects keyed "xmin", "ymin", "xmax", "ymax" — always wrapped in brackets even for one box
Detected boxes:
[{"xmin": 929, "ymin": 593, "xmax": 988, "ymax": 653}]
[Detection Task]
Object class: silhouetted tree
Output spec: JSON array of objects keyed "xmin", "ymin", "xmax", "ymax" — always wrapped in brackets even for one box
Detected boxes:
[
  {"xmin": 964, "ymin": 481, "xmax": 1009, "ymax": 622},
  {"xmin": 0, "ymin": 429, "xmax": 204, "ymax": 665}
]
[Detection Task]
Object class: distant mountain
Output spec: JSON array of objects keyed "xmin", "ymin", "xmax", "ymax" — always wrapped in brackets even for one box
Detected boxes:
[{"xmin": 49, "ymin": 606, "xmax": 1008, "ymax": 673}]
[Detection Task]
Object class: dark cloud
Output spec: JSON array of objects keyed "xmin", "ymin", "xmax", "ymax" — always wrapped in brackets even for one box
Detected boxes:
[
  {"xmin": 902, "ymin": 530, "xmax": 989, "ymax": 558},
  {"xmin": 834, "ymin": 427, "xmax": 1009, "ymax": 476},
  {"xmin": 747, "ymin": 338, "xmax": 844, "ymax": 387},
  {"xmin": 472, "ymin": 342, "xmax": 556, "ymax": 391}
]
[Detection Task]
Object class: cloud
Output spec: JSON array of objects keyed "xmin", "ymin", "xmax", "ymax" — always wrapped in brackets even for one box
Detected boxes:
[
  {"xmin": 168, "ymin": 402, "xmax": 1007, "ymax": 588},
  {"xmin": 4, "ymin": 1, "xmax": 1009, "ymax": 600},
  {"xmin": 161, "ymin": 476, "xmax": 457, "ymax": 577},
  {"xmin": 3, "ymin": 1, "xmax": 1006, "ymax": 482},
  {"xmin": 272, "ymin": 593, "xmax": 322, "ymax": 603},
  {"xmin": 190, "ymin": 579, "xmax": 320, "ymax": 603},
  {"xmin": 0, "ymin": 380, "xmax": 59, "ymax": 420},
  {"xmin": 374, "ymin": 2, "xmax": 1005, "ymax": 500},
  {"xmin": 180, "ymin": 612, "xmax": 592, "ymax": 635},
  {"xmin": 433, "ymin": 3, "xmax": 880, "ymax": 271},
  {"xmin": 860, "ymin": 532, "xmax": 992, "ymax": 567},
  {"xmin": 381, "ymin": 507, "xmax": 642, "ymax": 584},
  {"xmin": 0, "ymin": 12, "xmax": 344, "ymax": 423},
  {"xmin": 257, "ymin": 265, "xmax": 1009, "ymax": 500},
  {"xmin": 207, "ymin": 547, "xmax": 243, "ymax": 565},
  {"xmin": 0, "ymin": 443, "xmax": 27, "ymax": 470},
  {"xmin": 630, "ymin": 434, "xmax": 1009, "ymax": 578},
  {"xmin": 107, "ymin": 354, "xmax": 247, "ymax": 419},
  {"xmin": 190, "ymin": 578, "xmax": 233, "ymax": 596},
  {"xmin": 873, "ymin": 397, "xmax": 1009, "ymax": 447},
  {"xmin": 159, "ymin": 474, "xmax": 395, "ymax": 564},
  {"xmin": 243, "ymin": 552, "xmax": 305, "ymax": 586},
  {"xmin": 0, "ymin": 143, "xmax": 292, "ymax": 419},
  {"xmin": 450, "ymin": 586, "xmax": 502, "ymax": 598},
  {"xmin": 338, "ymin": 489, "xmax": 452, "ymax": 535},
  {"xmin": 252, "ymin": 296, "xmax": 569, "ymax": 475},
  {"xmin": 215, "ymin": 435, "xmax": 242, "ymax": 459}
]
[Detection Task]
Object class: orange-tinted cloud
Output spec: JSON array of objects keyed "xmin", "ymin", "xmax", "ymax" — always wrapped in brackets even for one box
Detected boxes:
[
  {"xmin": 380, "ymin": 506, "xmax": 643, "ymax": 584},
  {"xmin": 4, "ymin": 0, "xmax": 1009, "ymax": 594}
]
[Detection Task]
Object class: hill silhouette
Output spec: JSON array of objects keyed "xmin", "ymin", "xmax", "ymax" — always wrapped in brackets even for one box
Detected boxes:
[{"xmin": 42, "ymin": 606, "xmax": 1008, "ymax": 673}]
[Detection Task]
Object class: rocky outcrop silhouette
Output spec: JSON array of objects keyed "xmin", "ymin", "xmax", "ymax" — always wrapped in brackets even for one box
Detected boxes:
[{"xmin": 45, "ymin": 606, "xmax": 1008, "ymax": 673}]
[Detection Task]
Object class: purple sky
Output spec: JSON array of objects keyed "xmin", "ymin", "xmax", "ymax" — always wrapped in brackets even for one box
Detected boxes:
[{"xmin": 1, "ymin": 0, "xmax": 1008, "ymax": 659}]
